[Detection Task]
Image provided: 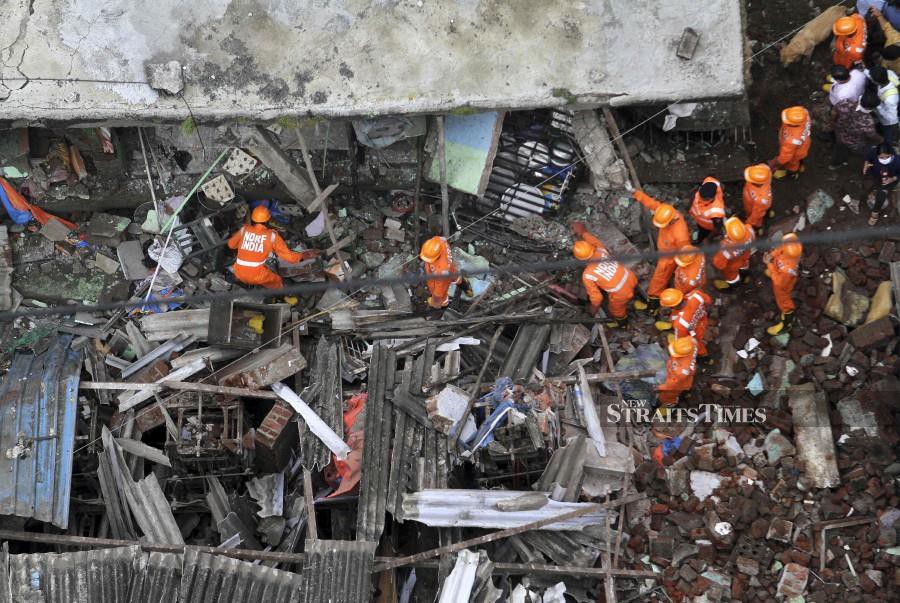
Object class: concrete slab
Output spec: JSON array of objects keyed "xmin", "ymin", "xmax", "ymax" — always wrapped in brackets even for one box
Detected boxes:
[{"xmin": 0, "ymin": 0, "xmax": 745, "ymax": 124}]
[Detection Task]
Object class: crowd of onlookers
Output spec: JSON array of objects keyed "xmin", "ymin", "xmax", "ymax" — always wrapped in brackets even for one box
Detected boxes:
[{"xmin": 826, "ymin": 1, "xmax": 900, "ymax": 224}]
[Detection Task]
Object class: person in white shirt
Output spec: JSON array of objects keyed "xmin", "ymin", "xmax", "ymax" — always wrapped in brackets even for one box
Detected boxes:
[
  {"xmin": 867, "ymin": 64, "xmax": 900, "ymax": 143},
  {"xmin": 828, "ymin": 65, "xmax": 867, "ymax": 106}
]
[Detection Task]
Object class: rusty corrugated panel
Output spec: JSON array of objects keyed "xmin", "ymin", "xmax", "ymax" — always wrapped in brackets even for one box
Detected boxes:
[
  {"xmin": 179, "ymin": 547, "xmax": 304, "ymax": 603},
  {"xmin": 0, "ymin": 335, "xmax": 82, "ymax": 529},
  {"xmin": 299, "ymin": 540, "xmax": 376, "ymax": 603},
  {"xmin": 8, "ymin": 545, "xmax": 139, "ymax": 603}
]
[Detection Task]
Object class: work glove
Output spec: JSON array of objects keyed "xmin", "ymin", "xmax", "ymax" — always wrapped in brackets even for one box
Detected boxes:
[{"xmin": 624, "ymin": 181, "xmax": 635, "ymax": 193}]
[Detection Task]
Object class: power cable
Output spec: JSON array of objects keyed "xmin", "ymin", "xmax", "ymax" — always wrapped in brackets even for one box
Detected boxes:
[{"xmin": 4, "ymin": 222, "xmax": 897, "ymax": 321}]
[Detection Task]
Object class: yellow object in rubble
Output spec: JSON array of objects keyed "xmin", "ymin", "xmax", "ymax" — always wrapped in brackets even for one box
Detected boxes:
[
  {"xmin": 655, "ymin": 320, "xmax": 673, "ymax": 331},
  {"xmin": 248, "ymin": 314, "xmax": 265, "ymax": 335},
  {"xmin": 773, "ymin": 169, "xmax": 788, "ymax": 179},
  {"xmin": 284, "ymin": 296, "xmax": 299, "ymax": 306},
  {"xmin": 634, "ymin": 300, "xmax": 648, "ymax": 310}
]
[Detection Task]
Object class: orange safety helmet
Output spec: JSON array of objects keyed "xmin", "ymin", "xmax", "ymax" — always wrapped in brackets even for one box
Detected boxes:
[
  {"xmin": 668, "ymin": 337, "xmax": 696, "ymax": 357},
  {"xmin": 675, "ymin": 245, "xmax": 699, "ymax": 268},
  {"xmin": 833, "ymin": 16, "xmax": 858, "ymax": 37},
  {"xmin": 659, "ymin": 288, "xmax": 684, "ymax": 308},
  {"xmin": 744, "ymin": 164, "xmax": 771, "ymax": 185},
  {"xmin": 781, "ymin": 106, "xmax": 808, "ymax": 126},
  {"xmin": 652, "ymin": 204, "xmax": 677, "ymax": 228},
  {"xmin": 251, "ymin": 206, "xmax": 271, "ymax": 223},
  {"xmin": 573, "ymin": 240, "xmax": 595, "ymax": 261},
  {"xmin": 724, "ymin": 217, "xmax": 748, "ymax": 242},
  {"xmin": 782, "ymin": 233, "xmax": 803, "ymax": 259},
  {"xmin": 420, "ymin": 236, "xmax": 445, "ymax": 263}
]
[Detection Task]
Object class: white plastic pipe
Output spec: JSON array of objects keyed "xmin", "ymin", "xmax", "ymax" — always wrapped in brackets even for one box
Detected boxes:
[{"xmin": 271, "ymin": 382, "xmax": 351, "ymax": 460}]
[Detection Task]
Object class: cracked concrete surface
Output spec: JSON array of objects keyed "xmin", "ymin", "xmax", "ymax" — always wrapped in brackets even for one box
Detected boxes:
[{"xmin": 0, "ymin": 0, "xmax": 744, "ymax": 124}]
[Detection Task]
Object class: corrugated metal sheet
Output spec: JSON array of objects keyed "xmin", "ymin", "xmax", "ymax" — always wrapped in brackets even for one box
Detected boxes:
[
  {"xmin": 179, "ymin": 547, "xmax": 304, "ymax": 603},
  {"xmin": 498, "ymin": 323, "xmax": 551, "ymax": 381},
  {"xmin": 0, "ymin": 550, "xmax": 10, "ymax": 603},
  {"xmin": 299, "ymin": 540, "xmax": 376, "ymax": 603},
  {"xmin": 3, "ymin": 546, "xmax": 313, "ymax": 603},
  {"xmin": 0, "ymin": 335, "xmax": 82, "ymax": 529},
  {"xmin": 128, "ymin": 551, "xmax": 181, "ymax": 603},
  {"xmin": 8, "ymin": 545, "xmax": 139, "ymax": 603},
  {"xmin": 356, "ymin": 344, "xmax": 394, "ymax": 543},
  {"xmin": 400, "ymin": 489, "xmax": 608, "ymax": 530},
  {"xmin": 298, "ymin": 337, "xmax": 343, "ymax": 470},
  {"xmin": 100, "ymin": 426, "xmax": 184, "ymax": 545},
  {"xmin": 387, "ymin": 344, "xmax": 449, "ymax": 520}
]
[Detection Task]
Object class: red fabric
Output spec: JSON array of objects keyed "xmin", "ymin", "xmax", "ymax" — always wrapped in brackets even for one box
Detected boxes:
[
  {"xmin": 329, "ymin": 393, "xmax": 368, "ymax": 498},
  {"xmin": 0, "ymin": 178, "xmax": 77, "ymax": 230}
]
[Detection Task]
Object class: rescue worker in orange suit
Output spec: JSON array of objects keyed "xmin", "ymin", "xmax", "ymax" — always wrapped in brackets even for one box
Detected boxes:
[
  {"xmin": 658, "ymin": 337, "xmax": 698, "ymax": 408},
  {"xmin": 690, "ymin": 176, "xmax": 726, "ymax": 243},
  {"xmin": 713, "ymin": 217, "xmax": 755, "ymax": 290},
  {"xmin": 742, "ymin": 164, "xmax": 773, "ymax": 235},
  {"xmin": 227, "ymin": 206, "xmax": 318, "ymax": 289},
  {"xmin": 571, "ymin": 223, "xmax": 638, "ymax": 328},
  {"xmin": 673, "ymin": 246, "xmax": 707, "ymax": 293},
  {"xmin": 833, "ymin": 14, "xmax": 866, "ymax": 70},
  {"xmin": 628, "ymin": 185, "xmax": 691, "ymax": 312},
  {"xmin": 657, "ymin": 288, "xmax": 712, "ymax": 357},
  {"xmin": 420, "ymin": 236, "xmax": 460, "ymax": 309},
  {"xmin": 768, "ymin": 106, "xmax": 811, "ymax": 180},
  {"xmin": 765, "ymin": 233, "xmax": 803, "ymax": 335}
]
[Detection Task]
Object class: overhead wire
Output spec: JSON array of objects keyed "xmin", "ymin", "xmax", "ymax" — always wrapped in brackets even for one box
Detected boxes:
[{"xmin": 5, "ymin": 222, "xmax": 898, "ymax": 321}]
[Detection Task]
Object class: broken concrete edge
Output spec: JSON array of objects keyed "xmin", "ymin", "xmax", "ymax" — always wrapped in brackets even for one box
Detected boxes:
[{"xmin": 0, "ymin": 93, "xmax": 746, "ymax": 129}]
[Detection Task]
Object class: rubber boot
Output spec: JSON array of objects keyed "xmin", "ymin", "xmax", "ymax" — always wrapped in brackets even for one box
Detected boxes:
[
  {"xmin": 461, "ymin": 278, "xmax": 475, "ymax": 298},
  {"xmin": 638, "ymin": 296, "xmax": 659, "ymax": 316},
  {"xmin": 606, "ymin": 315, "xmax": 629, "ymax": 329},
  {"xmin": 766, "ymin": 311, "xmax": 794, "ymax": 335},
  {"xmin": 713, "ymin": 279, "xmax": 733, "ymax": 291}
]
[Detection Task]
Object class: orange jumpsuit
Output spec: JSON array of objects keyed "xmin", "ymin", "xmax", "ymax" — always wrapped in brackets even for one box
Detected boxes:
[
  {"xmin": 424, "ymin": 237, "xmax": 460, "ymax": 308},
  {"xmin": 775, "ymin": 116, "xmax": 811, "ymax": 173},
  {"xmin": 672, "ymin": 290, "xmax": 712, "ymax": 356},
  {"xmin": 743, "ymin": 179, "xmax": 772, "ymax": 229},
  {"xmin": 690, "ymin": 177, "xmax": 727, "ymax": 232},
  {"xmin": 633, "ymin": 191, "xmax": 692, "ymax": 297},
  {"xmin": 713, "ymin": 226, "xmax": 755, "ymax": 283},
  {"xmin": 767, "ymin": 247, "xmax": 800, "ymax": 314},
  {"xmin": 833, "ymin": 14, "xmax": 866, "ymax": 69},
  {"xmin": 580, "ymin": 232, "xmax": 637, "ymax": 319},
  {"xmin": 227, "ymin": 224, "xmax": 303, "ymax": 289},
  {"xmin": 658, "ymin": 346, "xmax": 698, "ymax": 407},
  {"xmin": 674, "ymin": 255, "xmax": 707, "ymax": 293}
]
